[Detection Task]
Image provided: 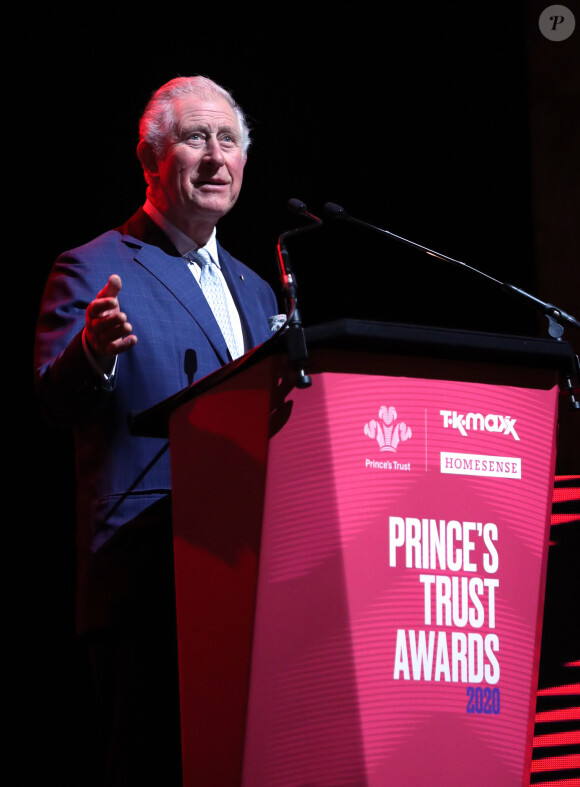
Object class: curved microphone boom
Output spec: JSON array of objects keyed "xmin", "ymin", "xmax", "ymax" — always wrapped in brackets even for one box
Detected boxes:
[
  {"xmin": 277, "ymin": 197, "xmax": 322, "ymax": 317},
  {"xmin": 324, "ymin": 202, "xmax": 501, "ymax": 287},
  {"xmin": 323, "ymin": 201, "xmax": 580, "ymax": 408},
  {"xmin": 323, "ymin": 202, "xmax": 580, "ymax": 337},
  {"xmin": 278, "ymin": 199, "xmax": 322, "ymax": 273},
  {"xmin": 275, "ymin": 199, "xmax": 323, "ymax": 388}
]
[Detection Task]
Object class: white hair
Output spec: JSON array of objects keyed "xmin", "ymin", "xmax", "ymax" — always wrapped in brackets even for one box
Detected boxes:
[{"xmin": 138, "ymin": 75, "xmax": 251, "ymax": 156}]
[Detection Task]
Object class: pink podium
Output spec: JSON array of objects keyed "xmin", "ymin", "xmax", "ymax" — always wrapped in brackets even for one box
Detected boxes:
[{"xmin": 134, "ymin": 320, "xmax": 575, "ymax": 786}]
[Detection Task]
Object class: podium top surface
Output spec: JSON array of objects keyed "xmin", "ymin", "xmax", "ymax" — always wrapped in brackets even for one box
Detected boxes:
[
  {"xmin": 305, "ymin": 319, "xmax": 575, "ymax": 367},
  {"xmin": 130, "ymin": 319, "xmax": 576, "ymax": 437}
]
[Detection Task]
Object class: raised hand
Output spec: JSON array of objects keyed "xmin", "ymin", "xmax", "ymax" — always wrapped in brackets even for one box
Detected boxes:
[{"xmin": 84, "ymin": 274, "xmax": 137, "ymax": 358}]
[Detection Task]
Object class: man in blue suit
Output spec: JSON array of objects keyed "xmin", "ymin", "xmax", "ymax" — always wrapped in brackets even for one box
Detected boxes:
[{"xmin": 34, "ymin": 75, "xmax": 279, "ymax": 785}]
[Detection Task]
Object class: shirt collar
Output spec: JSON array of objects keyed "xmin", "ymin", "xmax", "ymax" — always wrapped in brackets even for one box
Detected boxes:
[{"xmin": 143, "ymin": 199, "xmax": 220, "ymax": 266}]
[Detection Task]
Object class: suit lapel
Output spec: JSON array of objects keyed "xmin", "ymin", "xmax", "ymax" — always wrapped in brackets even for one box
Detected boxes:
[{"xmin": 120, "ymin": 211, "xmax": 230, "ymax": 364}]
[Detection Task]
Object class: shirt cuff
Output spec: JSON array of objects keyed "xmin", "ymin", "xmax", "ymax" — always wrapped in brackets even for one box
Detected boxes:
[{"xmin": 82, "ymin": 328, "xmax": 118, "ymax": 391}]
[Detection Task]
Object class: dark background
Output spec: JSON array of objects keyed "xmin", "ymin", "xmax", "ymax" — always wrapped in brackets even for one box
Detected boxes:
[
  {"xmin": 34, "ymin": 9, "xmax": 542, "ymax": 332},
  {"xmin": 21, "ymin": 1, "xmax": 578, "ymax": 782}
]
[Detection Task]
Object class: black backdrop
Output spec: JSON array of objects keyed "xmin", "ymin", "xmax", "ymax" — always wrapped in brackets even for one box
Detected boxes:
[
  {"xmin": 32, "ymin": 7, "xmax": 541, "ymax": 335},
  {"xmin": 23, "ymin": 3, "xmax": 578, "ymax": 783}
]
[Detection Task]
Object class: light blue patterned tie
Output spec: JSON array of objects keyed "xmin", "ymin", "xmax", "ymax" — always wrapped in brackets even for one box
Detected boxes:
[{"xmin": 192, "ymin": 248, "xmax": 239, "ymax": 359}]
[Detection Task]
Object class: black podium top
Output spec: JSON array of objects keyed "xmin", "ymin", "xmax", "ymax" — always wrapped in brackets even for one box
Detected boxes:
[
  {"xmin": 305, "ymin": 319, "xmax": 575, "ymax": 368},
  {"xmin": 130, "ymin": 319, "xmax": 577, "ymax": 438}
]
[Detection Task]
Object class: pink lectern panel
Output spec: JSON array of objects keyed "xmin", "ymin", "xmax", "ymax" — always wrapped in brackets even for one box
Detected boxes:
[{"xmin": 242, "ymin": 371, "xmax": 558, "ymax": 786}]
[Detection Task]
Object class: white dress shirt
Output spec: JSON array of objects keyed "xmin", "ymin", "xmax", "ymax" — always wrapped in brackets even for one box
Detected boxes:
[{"xmin": 144, "ymin": 200, "xmax": 244, "ymax": 358}]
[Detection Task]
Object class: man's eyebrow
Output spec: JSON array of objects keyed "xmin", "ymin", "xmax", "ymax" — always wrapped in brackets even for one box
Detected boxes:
[{"xmin": 177, "ymin": 121, "xmax": 240, "ymax": 139}]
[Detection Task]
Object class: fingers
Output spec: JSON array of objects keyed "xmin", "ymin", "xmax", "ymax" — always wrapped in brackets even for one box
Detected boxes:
[
  {"xmin": 85, "ymin": 275, "xmax": 138, "ymax": 358},
  {"xmin": 88, "ymin": 274, "xmax": 123, "ymax": 321},
  {"xmin": 96, "ymin": 273, "xmax": 123, "ymax": 300}
]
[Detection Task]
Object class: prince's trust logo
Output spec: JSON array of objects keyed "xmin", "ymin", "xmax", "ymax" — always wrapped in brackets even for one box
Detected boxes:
[
  {"xmin": 364, "ymin": 406, "xmax": 413, "ymax": 471},
  {"xmin": 364, "ymin": 406, "xmax": 412, "ymax": 451}
]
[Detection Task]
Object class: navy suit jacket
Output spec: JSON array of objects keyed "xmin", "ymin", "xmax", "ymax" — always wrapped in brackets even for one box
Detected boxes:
[{"xmin": 34, "ymin": 208, "xmax": 279, "ymax": 629}]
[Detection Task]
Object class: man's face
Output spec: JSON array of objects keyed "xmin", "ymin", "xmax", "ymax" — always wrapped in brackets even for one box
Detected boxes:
[{"xmin": 148, "ymin": 93, "xmax": 246, "ymax": 233}]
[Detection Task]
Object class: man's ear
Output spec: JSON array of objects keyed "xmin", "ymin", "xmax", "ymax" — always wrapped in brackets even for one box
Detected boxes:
[{"xmin": 136, "ymin": 140, "xmax": 158, "ymax": 177}]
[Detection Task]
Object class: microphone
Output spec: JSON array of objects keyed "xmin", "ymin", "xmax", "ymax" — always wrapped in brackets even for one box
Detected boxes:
[
  {"xmin": 277, "ymin": 197, "xmax": 323, "ymax": 298},
  {"xmin": 275, "ymin": 198, "xmax": 323, "ymax": 388},
  {"xmin": 323, "ymin": 202, "xmax": 348, "ymax": 220},
  {"xmin": 323, "ymin": 202, "xmax": 580, "ymax": 337},
  {"xmin": 287, "ymin": 198, "xmax": 323, "ymax": 224},
  {"xmin": 281, "ymin": 199, "xmax": 323, "ymax": 243}
]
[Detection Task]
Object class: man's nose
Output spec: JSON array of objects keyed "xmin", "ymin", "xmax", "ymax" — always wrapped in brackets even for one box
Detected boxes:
[{"xmin": 204, "ymin": 136, "xmax": 225, "ymax": 164}]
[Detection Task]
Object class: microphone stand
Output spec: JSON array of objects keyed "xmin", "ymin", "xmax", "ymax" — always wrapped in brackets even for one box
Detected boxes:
[
  {"xmin": 276, "ymin": 199, "xmax": 323, "ymax": 388},
  {"xmin": 324, "ymin": 202, "xmax": 580, "ymax": 409}
]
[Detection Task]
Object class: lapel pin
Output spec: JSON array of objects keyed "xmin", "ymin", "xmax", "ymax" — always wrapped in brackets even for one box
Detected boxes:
[{"xmin": 240, "ymin": 274, "xmax": 245, "ymax": 282}]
